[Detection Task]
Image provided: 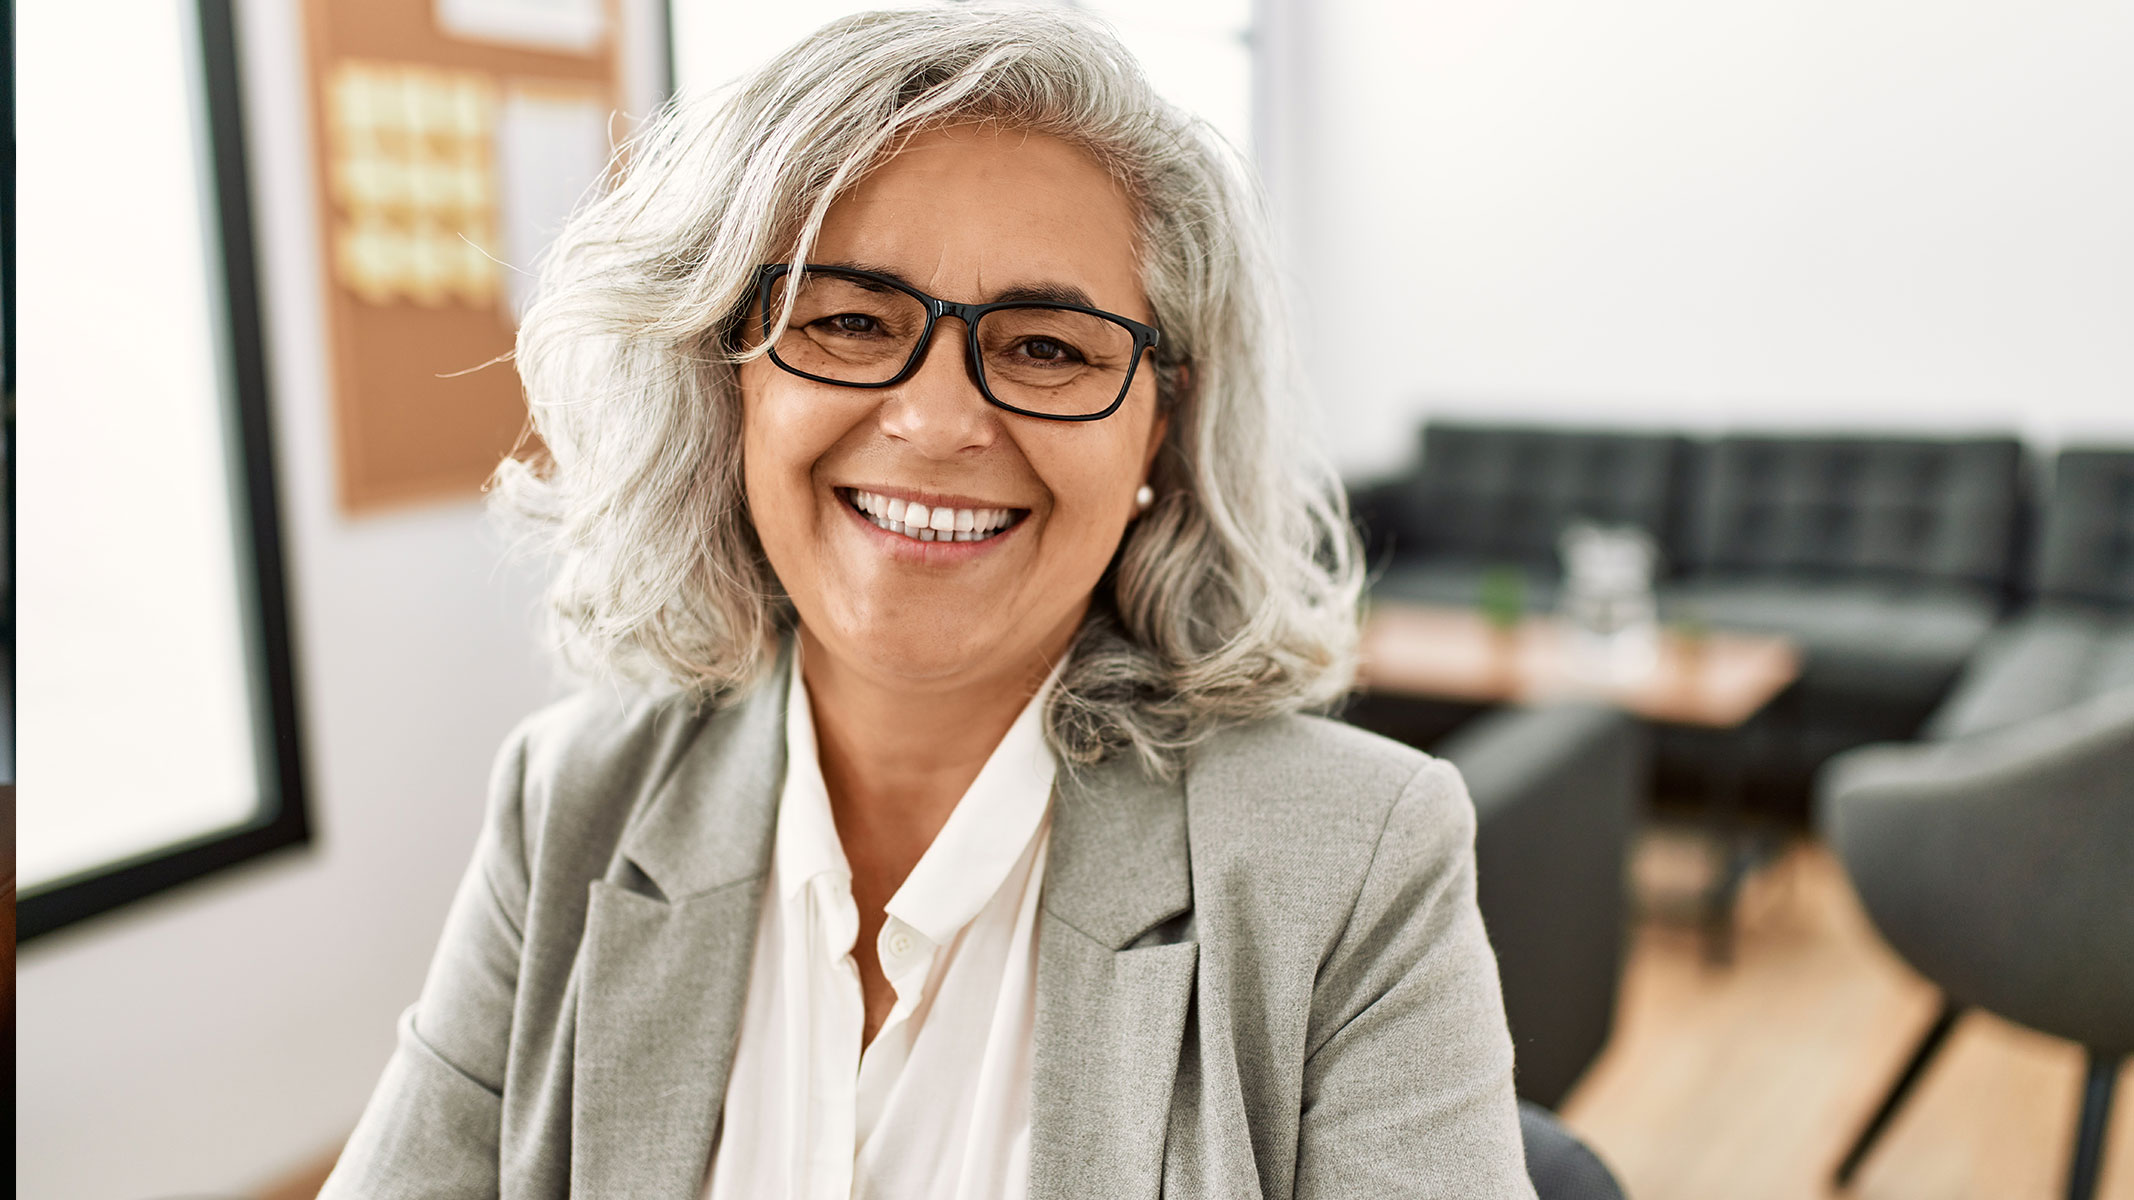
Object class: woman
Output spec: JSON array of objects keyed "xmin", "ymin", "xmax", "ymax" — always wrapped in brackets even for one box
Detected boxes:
[{"xmin": 324, "ymin": 5, "xmax": 1534, "ymax": 1197}]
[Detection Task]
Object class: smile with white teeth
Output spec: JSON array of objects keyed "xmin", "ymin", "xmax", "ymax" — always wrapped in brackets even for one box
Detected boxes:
[{"xmin": 841, "ymin": 488, "xmax": 1024, "ymax": 543}]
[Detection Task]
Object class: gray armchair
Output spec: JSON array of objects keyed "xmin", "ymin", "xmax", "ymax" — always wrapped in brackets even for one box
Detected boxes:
[
  {"xmin": 1520, "ymin": 1101, "xmax": 1628, "ymax": 1200},
  {"xmin": 1816, "ymin": 685, "xmax": 2134, "ymax": 1200},
  {"xmin": 1444, "ymin": 703, "xmax": 1644, "ymax": 1109},
  {"xmin": 1341, "ymin": 695, "xmax": 1642, "ymax": 1109}
]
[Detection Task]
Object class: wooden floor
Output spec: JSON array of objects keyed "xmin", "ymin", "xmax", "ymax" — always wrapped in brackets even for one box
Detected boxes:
[{"xmin": 1560, "ymin": 831, "xmax": 2134, "ymax": 1200}]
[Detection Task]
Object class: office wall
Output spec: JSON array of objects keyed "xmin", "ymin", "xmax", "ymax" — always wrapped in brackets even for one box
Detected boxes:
[
  {"xmin": 1270, "ymin": 0, "xmax": 2134, "ymax": 476},
  {"xmin": 14, "ymin": 2, "xmax": 594, "ymax": 1195}
]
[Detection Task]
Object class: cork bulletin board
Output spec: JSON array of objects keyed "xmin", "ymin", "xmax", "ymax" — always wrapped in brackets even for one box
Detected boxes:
[{"xmin": 302, "ymin": 0, "xmax": 624, "ymax": 513}]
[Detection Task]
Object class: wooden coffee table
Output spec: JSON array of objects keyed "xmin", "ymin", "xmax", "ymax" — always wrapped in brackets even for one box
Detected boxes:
[
  {"xmin": 1358, "ymin": 604, "xmax": 1800, "ymax": 729},
  {"xmin": 1357, "ymin": 602, "xmax": 1803, "ymax": 962}
]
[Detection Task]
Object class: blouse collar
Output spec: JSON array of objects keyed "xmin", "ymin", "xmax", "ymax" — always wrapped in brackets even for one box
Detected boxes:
[{"xmin": 774, "ymin": 645, "xmax": 1060, "ymax": 947}]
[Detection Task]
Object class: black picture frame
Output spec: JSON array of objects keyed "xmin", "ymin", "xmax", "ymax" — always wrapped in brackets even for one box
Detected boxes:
[{"xmin": 16, "ymin": 0, "xmax": 311, "ymax": 943}]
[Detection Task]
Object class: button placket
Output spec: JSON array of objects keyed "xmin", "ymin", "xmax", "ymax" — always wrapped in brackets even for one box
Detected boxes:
[
  {"xmin": 879, "ymin": 916, "xmax": 928, "ymax": 969},
  {"xmin": 872, "ymin": 918, "xmax": 937, "ymax": 1039}
]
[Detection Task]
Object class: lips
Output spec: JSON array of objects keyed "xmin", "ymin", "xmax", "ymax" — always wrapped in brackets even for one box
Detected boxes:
[{"xmin": 839, "ymin": 487, "xmax": 1029, "ymax": 543}]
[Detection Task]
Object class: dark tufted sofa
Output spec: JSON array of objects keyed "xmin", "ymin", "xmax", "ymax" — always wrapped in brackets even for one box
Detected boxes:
[
  {"xmin": 1923, "ymin": 447, "xmax": 2134, "ymax": 739},
  {"xmin": 1657, "ymin": 435, "xmax": 2025, "ymax": 812},
  {"xmin": 1351, "ymin": 423, "xmax": 1686, "ymax": 612},
  {"xmin": 1352, "ymin": 421, "xmax": 2033, "ymax": 820}
]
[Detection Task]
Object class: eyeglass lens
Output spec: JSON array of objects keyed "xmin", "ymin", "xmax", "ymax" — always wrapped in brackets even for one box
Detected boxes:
[{"xmin": 767, "ymin": 268, "xmax": 1139, "ymax": 418}]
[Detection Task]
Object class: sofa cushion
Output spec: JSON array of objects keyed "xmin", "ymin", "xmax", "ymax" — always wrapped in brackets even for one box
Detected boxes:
[
  {"xmin": 1926, "ymin": 605, "xmax": 2134, "ymax": 739},
  {"xmin": 1663, "ymin": 579, "xmax": 1997, "ymax": 708},
  {"xmin": 1682, "ymin": 435, "xmax": 2022, "ymax": 589},
  {"xmin": 1370, "ymin": 560, "xmax": 1562, "ymax": 612},
  {"xmin": 1385, "ymin": 423, "xmax": 1685, "ymax": 573},
  {"xmin": 2033, "ymin": 447, "xmax": 2134, "ymax": 608}
]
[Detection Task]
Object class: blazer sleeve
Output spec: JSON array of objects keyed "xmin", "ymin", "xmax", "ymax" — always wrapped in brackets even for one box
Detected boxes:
[
  {"xmin": 1293, "ymin": 757, "xmax": 1537, "ymax": 1200},
  {"xmin": 318, "ymin": 719, "xmax": 536, "ymax": 1199}
]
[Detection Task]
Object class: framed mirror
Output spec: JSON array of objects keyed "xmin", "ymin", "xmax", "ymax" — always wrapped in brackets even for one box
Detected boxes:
[{"xmin": 14, "ymin": 0, "xmax": 310, "ymax": 942}]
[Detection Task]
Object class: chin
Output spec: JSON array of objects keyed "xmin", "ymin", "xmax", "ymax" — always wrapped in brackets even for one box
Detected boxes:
[{"xmin": 812, "ymin": 618, "xmax": 1011, "ymax": 685}]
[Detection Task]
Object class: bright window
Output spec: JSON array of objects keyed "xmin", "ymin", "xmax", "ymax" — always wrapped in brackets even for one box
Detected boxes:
[{"xmin": 15, "ymin": 0, "xmax": 308, "ymax": 936}]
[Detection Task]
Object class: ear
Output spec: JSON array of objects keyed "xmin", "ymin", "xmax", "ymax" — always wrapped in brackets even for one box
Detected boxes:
[
  {"xmin": 1142, "ymin": 361, "xmax": 1187, "ymax": 477},
  {"xmin": 1141, "ymin": 408, "xmax": 1170, "ymax": 481}
]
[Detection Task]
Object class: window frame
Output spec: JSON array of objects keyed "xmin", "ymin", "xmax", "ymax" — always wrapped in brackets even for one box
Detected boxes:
[{"xmin": 16, "ymin": 0, "xmax": 311, "ymax": 943}]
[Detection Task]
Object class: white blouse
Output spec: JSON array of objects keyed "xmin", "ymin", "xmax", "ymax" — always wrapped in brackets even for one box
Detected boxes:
[{"xmin": 701, "ymin": 653, "xmax": 1058, "ymax": 1200}]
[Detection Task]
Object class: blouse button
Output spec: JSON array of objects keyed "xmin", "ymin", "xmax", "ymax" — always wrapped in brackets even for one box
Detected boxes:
[{"xmin": 888, "ymin": 931, "xmax": 915, "ymax": 958}]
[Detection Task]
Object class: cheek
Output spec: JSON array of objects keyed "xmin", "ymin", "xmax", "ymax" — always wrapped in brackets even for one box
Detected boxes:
[
  {"xmin": 739, "ymin": 371, "xmax": 833, "ymax": 504},
  {"xmin": 737, "ymin": 367, "xmax": 773, "ymax": 495},
  {"xmin": 737, "ymin": 376, "xmax": 839, "ymax": 588},
  {"xmin": 1030, "ymin": 424, "xmax": 1152, "ymax": 551}
]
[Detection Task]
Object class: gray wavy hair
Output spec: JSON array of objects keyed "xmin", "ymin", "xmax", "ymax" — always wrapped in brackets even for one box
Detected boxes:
[{"xmin": 489, "ymin": 2, "xmax": 1364, "ymax": 775}]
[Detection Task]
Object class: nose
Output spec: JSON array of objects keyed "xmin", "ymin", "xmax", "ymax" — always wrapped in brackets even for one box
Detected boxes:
[{"xmin": 875, "ymin": 314, "xmax": 997, "ymax": 458}]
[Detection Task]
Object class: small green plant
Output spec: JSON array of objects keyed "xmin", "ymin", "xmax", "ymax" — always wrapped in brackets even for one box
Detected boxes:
[
  {"xmin": 1669, "ymin": 603, "xmax": 1710, "ymax": 669},
  {"xmin": 1670, "ymin": 602, "xmax": 1710, "ymax": 645},
  {"xmin": 1478, "ymin": 565, "xmax": 1527, "ymax": 630}
]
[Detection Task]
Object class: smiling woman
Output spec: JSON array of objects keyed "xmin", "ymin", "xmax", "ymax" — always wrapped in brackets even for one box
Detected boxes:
[
  {"xmin": 742, "ymin": 124, "xmax": 1169, "ymax": 713},
  {"xmin": 321, "ymin": 5, "xmax": 1536, "ymax": 1198}
]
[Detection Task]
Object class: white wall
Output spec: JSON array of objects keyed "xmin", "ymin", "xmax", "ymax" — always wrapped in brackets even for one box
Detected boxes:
[
  {"xmin": 672, "ymin": 0, "xmax": 1253, "ymax": 150},
  {"xmin": 14, "ymin": 2, "xmax": 574, "ymax": 1195},
  {"xmin": 1274, "ymin": 0, "xmax": 2134, "ymax": 476}
]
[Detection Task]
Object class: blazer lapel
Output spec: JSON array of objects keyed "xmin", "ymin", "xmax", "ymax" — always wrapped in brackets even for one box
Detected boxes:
[
  {"xmin": 571, "ymin": 654, "xmax": 790, "ymax": 1198},
  {"xmin": 1029, "ymin": 753, "xmax": 1197, "ymax": 1200}
]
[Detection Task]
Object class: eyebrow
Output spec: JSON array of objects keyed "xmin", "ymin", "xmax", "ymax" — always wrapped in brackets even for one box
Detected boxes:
[{"xmin": 813, "ymin": 259, "xmax": 1099, "ymax": 310}]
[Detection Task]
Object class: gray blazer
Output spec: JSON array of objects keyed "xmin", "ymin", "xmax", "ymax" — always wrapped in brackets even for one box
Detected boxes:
[{"xmin": 322, "ymin": 658, "xmax": 1536, "ymax": 1199}]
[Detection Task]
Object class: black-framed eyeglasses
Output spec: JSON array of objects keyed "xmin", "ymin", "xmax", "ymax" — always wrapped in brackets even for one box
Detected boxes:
[{"xmin": 751, "ymin": 263, "xmax": 1162, "ymax": 422}]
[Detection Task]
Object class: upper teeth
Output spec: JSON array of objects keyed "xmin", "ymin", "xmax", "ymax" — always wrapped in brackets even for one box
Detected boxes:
[{"xmin": 846, "ymin": 489, "xmax": 1018, "ymax": 543}]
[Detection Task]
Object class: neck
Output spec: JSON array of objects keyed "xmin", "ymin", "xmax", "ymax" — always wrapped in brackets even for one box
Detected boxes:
[{"xmin": 797, "ymin": 625, "xmax": 1063, "ymax": 864}]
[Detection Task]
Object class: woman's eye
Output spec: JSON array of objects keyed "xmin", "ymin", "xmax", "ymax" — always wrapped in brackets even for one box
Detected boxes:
[
  {"xmin": 1018, "ymin": 337, "xmax": 1083, "ymax": 364},
  {"xmin": 821, "ymin": 313, "xmax": 881, "ymax": 336}
]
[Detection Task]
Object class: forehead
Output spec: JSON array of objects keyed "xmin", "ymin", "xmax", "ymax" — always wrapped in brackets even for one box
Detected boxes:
[{"xmin": 810, "ymin": 125, "xmax": 1149, "ymax": 321}]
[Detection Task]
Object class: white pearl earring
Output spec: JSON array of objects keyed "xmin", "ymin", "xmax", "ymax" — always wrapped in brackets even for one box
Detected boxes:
[{"xmin": 1134, "ymin": 484, "xmax": 1154, "ymax": 513}]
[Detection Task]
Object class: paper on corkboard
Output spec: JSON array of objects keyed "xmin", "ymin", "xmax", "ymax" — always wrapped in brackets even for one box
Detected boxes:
[{"xmin": 303, "ymin": 0, "xmax": 621, "ymax": 514}]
